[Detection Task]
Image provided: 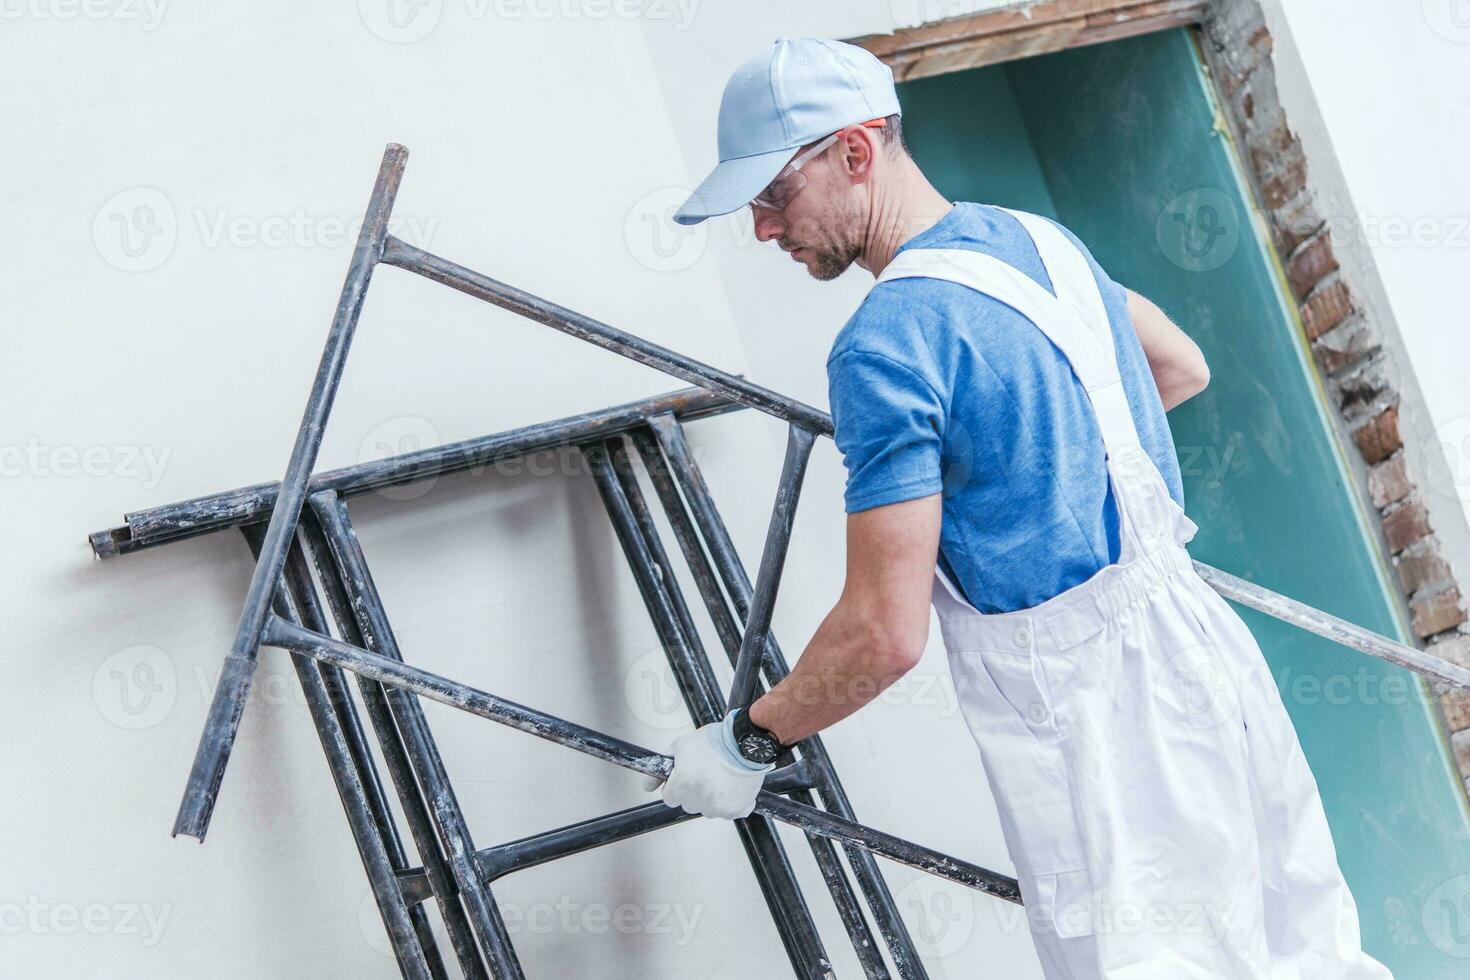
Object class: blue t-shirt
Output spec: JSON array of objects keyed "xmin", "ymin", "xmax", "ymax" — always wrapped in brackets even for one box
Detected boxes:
[{"xmin": 827, "ymin": 203, "xmax": 1183, "ymax": 614}]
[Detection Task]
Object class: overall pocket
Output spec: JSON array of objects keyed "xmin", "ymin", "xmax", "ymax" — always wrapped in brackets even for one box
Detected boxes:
[{"xmin": 950, "ymin": 645, "xmax": 1096, "ymax": 938}]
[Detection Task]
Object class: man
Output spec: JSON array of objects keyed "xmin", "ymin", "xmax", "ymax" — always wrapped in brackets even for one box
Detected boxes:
[{"xmin": 653, "ymin": 37, "xmax": 1391, "ymax": 978}]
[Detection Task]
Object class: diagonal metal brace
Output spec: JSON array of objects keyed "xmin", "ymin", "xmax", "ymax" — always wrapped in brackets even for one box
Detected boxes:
[{"xmin": 260, "ymin": 613, "xmax": 1024, "ymax": 903}]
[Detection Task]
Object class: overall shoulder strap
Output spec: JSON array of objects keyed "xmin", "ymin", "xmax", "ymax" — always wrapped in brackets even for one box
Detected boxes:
[
  {"xmin": 877, "ymin": 246, "xmax": 1063, "ymax": 331},
  {"xmin": 996, "ymin": 209, "xmax": 1143, "ymax": 455},
  {"xmin": 1000, "ymin": 209, "xmax": 1113, "ymax": 361}
]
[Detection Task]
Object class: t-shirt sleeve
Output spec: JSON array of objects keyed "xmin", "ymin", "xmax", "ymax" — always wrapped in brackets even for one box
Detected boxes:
[{"xmin": 827, "ymin": 349, "xmax": 945, "ymax": 513}]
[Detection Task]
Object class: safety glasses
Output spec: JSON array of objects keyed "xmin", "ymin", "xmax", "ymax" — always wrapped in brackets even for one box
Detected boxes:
[{"xmin": 750, "ymin": 119, "xmax": 886, "ymax": 212}]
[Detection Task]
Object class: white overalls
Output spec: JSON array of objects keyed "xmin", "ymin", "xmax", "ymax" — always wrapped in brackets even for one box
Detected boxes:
[{"xmin": 877, "ymin": 210, "xmax": 1393, "ymax": 979}]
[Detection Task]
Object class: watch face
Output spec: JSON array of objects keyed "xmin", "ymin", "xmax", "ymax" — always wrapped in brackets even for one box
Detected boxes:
[{"xmin": 739, "ymin": 733, "xmax": 778, "ymax": 765}]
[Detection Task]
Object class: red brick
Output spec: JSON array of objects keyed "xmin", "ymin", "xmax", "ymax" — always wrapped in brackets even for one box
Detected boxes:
[
  {"xmin": 1355, "ymin": 405, "xmax": 1402, "ymax": 464},
  {"xmin": 1248, "ymin": 126, "xmax": 1300, "ymax": 181},
  {"xmin": 1260, "ymin": 154, "xmax": 1307, "ymax": 211},
  {"xmin": 1274, "ymin": 210, "xmax": 1322, "ymax": 255},
  {"xmin": 1300, "ymin": 278, "xmax": 1356, "ymax": 340},
  {"xmin": 1397, "ymin": 544, "xmax": 1452, "ymax": 595},
  {"xmin": 1287, "ymin": 233, "xmax": 1340, "ymax": 298},
  {"xmin": 1382, "ymin": 498, "xmax": 1431, "ymax": 553},
  {"xmin": 1248, "ymin": 26, "xmax": 1273, "ymax": 60},
  {"xmin": 1335, "ymin": 359, "xmax": 1395, "ymax": 421},
  {"xmin": 1368, "ymin": 454, "xmax": 1412, "ymax": 508},
  {"xmin": 1413, "ymin": 588, "xmax": 1466, "ymax": 638},
  {"xmin": 1313, "ymin": 316, "xmax": 1375, "ymax": 374}
]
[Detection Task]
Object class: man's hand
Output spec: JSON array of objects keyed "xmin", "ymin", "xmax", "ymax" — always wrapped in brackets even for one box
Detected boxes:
[{"xmin": 654, "ymin": 712, "xmax": 772, "ymax": 819}]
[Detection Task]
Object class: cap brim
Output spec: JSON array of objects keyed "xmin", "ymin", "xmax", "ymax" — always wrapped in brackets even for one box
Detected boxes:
[{"xmin": 673, "ymin": 146, "xmax": 793, "ymax": 226}]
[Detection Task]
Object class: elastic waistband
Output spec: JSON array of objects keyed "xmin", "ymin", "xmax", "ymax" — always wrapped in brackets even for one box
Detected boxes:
[{"xmin": 935, "ymin": 544, "xmax": 1195, "ymax": 654}]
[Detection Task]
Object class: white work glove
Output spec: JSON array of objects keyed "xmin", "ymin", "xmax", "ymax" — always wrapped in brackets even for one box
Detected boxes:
[{"xmin": 652, "ymin": 712, "xmax": 773, "ymax": 820}]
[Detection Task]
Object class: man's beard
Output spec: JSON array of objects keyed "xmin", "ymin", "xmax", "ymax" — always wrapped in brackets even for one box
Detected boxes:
[
  {"xmin": 779, "ymin": 233, "xmax": 861, "ymax": 282},
  {"xmin": 805, "ymin": 238, "xmax": 862, "ymax": 281},
  {"xmin": 782, "ymin": 199, "xmax": 863, "ymax": 281}
]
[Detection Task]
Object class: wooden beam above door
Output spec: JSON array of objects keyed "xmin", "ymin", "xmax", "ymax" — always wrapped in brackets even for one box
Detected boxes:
[{"xmin": 852, "ymin": 0, "xmax": 1209, "ymax": 81}]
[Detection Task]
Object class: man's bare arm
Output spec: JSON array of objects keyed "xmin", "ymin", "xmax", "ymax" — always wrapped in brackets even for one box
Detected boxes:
[
  {"xmin": 746, "ymin": 494, "xmax": 941, "ymax": 746},
  {"xmin": 1126, "ymin": 288, "xmax": 1210, "ymax": 410}
]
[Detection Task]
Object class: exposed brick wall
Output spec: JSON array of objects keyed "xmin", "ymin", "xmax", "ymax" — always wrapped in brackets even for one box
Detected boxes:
[{"xmin": 1202, "ymin": 0, "xmax": 1470, "ymax": 789}]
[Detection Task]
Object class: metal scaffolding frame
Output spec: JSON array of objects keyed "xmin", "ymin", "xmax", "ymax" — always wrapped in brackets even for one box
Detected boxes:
[{"xmin": 90, "ymin": 144, "xmax": 1470, "ymax": 978}]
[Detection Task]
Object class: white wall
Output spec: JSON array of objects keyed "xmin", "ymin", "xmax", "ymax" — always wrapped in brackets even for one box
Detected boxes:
[
  {"xmin": 0, "ymin": 2, "xmax": 1030, "ymax": 978},
  {"xmin": 22, "ymin": 2, "xmax": 1459, "ymax": 976},
  {"xmin": 1256, "ymin": 0, "xmax": 1470, "ymax": 594}
]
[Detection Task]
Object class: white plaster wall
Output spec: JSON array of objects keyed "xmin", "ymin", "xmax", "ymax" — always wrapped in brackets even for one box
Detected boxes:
[
  {"xmin": 16, "ymin": 1, "xmax": 1466, "ymax": 977},
  {"xmin": 0, "ymin": 1, "xmax": 1034, "ymax": 978},
  {"xmin": 1256, "ymin": 0, "xmax": 1470, "ymax": 597}
]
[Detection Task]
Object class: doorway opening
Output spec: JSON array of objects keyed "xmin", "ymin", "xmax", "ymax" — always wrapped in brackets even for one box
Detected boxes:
[{"xmin": 887, "ymin": 25, "xmax": 1469, "ymax": 974}]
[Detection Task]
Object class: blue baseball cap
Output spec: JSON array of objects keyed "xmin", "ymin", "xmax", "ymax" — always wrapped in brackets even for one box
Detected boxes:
[{"xmin": 674, "ymin": 38, "xmax": 901, "ymax": 226}]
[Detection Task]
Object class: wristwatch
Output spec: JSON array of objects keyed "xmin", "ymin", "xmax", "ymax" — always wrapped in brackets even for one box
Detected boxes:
[{"xmin": 731, "ymin": 707, "xmax": 783, "ymax": 765}]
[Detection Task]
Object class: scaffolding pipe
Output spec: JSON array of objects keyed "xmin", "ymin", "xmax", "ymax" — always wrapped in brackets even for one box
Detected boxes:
[
  {"xmin": 173, "ymin": 144, "xmax": 409, "ymax": 843},
  {"xmin": 91, "ymin": 386, "xmax": 736, "ymax": 559},
  {"xmin": 260, "ymin": 613, "xmax": 1023, "ymax": 902}
]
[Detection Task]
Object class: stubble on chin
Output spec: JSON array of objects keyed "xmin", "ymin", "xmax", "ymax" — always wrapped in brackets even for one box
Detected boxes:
[{"xmin": 806, "ymin": 241, "xmax": 860, "ymax": 281}]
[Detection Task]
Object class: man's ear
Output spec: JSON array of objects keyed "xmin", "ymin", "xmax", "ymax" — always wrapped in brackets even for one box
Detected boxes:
[{"xmin": 836, "ymin": 125, "xmax": 879, "ymax": 185}]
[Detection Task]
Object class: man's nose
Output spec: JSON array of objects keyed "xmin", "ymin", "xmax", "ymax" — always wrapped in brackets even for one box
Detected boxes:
[{"xmin": 751, "ymin": 207, "xmax": 785, "ymax": 243}]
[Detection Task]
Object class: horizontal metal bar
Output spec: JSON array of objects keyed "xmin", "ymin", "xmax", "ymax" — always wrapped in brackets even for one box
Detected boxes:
[
  {"xmin": 380, "ymin": 236, "xmax": 834, "ymax": 435},
  {"xmin": 90, "ymin": 386, "xmax": 739, "ymax": 559},
  {"xmin": 1193, "ymin": 561, "xmax": 1470, "ymax": 690},
  {"xmin": 261, "ymin": 613, "xmax": 1021, "ymax": 902},
  {"xmin": 396, "ymin": 763, "xmax": 817, "ymax": 906}
]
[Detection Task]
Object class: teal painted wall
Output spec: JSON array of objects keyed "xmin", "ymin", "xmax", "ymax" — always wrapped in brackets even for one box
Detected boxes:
[{"xmin": 900, "ymin": 29, "xmax": 1470, "ymax": 975}]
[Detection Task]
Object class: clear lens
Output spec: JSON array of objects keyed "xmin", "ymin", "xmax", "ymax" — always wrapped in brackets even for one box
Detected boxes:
[
  {"xmin": 750, "ymin": 132, "xmax": 839, "ymax": 212},
  {"xmin": 752, "ymin": 171, "xmax": 805, "ymax": 212}
]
